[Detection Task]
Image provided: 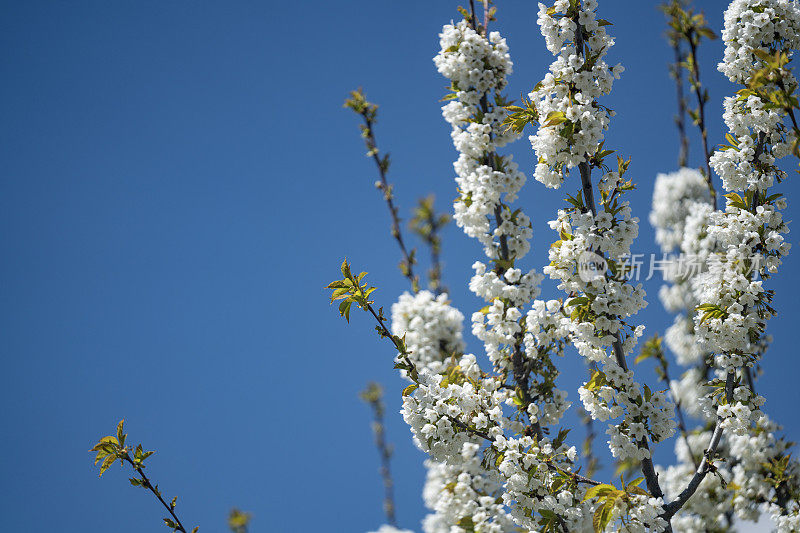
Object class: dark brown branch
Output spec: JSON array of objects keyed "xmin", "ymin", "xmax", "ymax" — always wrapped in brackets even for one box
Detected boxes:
[
  {"xmin": 686, "ymin": 36, "xmax": 717, "ymax": 208},
  {"xmin": 346, "ymin": 91, "xmax": 419, "ymax": 292},
  {"xmin": 362, "ymin": 115, "xmax": 418, "ymax": 291},
  {"xmin": 361, "ymin": 384, "xmax": 398, "ymax": 527},
  {"xmin": 123, "ymin": 455, "xmax": 188, "ymax": 533},
  {"xmin": 663, "ymin": 370, "xmax": 735, "ymax": 518},
  {"xmin": 671, "ymin": 41, "xmax": 690, "ymax": 167}
]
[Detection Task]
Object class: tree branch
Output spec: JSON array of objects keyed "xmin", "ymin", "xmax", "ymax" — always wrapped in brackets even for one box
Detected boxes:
[
  {"xmin": 663, "ymin": 370, "xmax": 735, "ymax": 518},
  {"xmin": 345, "ymin": 90, "xmax": 419, "ymax": 292},
  {"xmin": 123, "ymin": 455, "xmax": 189, "ymax": 533},
  {"xmin": 672, "ymin": 40, "xmax": 690, "ymax": 168},
  {"xmin": 686, "ymin": 36, "xmax": 716, "ymax": 208},
  {"xmin": 360, "ymin": 383, "xmax": 398, "ymax": 527}
]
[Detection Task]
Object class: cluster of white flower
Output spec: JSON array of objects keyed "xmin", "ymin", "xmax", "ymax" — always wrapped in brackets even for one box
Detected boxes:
[
  {"xmin": 733, "ymin": 428, "xmax": 800, "ymax": 527},
  {"xmin": 711, "ymin": 0, "xmax": 800, "ymax": 190},
  {"xmin": 389, "ymin": 291, "xmax": 516, "ymax": 533},
  {"xmin": 718, "ymin": 0, "xmax": 800, "ymax": 84},
  {"xmin": 650, "ymin": 168, "xmax": 711, "ymax": 253},
  {"xmin": 527, "ymin": 0, "xmax": 681, "ymax": 477},
  {"xmin": 420, "ymin": 448, "xmax": 516, "ymax": 533},
  {"xmin": 544, "ymin": 203, "xmax": 679, "ymax": 461},
  {"xmin": 716, "ymin": 379, "xmax": 766, "ymax": 434},
  {"xmin": 530, "ymin": 0, "xmax": 624, "ymax": 188},
  {"xmin": 546, "ymin": 207, "xmax": 644, "ymax": 324},
  {"xmin": 435, "ymin": 20, "xmax": 530, "ymax": 260},
  {"xmin": 435, "ymin": 16, "xmax": 574, "ymax": 435},
  {"xmin": 693, "ymin": 202, "xmax": 789, "ymax": 358},
  {"xmin": 401, "ymin": 353, "xmax": 513, "ymax": 461},
  {"xmin": 691, "ymin": 1, "xmax": 795, "ymax": 438},
  {"xmin": 390, "ymin": 291, "xmax": 465, "ymax": 377},
  {"xmin": 468, "ymin": 262, "xmax": 544, "ymax": 367},
  {"xmin": 577, "ymin": 366, "xmax": 676, "ymax": 461},
  {"xmin": 394, "ymin": 15, "xmax": 598, "ymax": 532},
  {"xmin": 650, "ymin": 184, "xmax": 797, "ymax": 530},
  {"xmin": 435, "ymin": 21, "xmax": 513, "ymax": 107},
  {"xmin": 492, "ymin": 433, "xmax": 593, "ymax": 531}
]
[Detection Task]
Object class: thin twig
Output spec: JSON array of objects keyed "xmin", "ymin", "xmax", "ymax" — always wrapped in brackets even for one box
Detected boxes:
[
  {"xmin": 123, "ymin": 455, "xmax": 188, "ymax": 533},
  {"xmin": 410, "ymin": 196, "xmax": 450, "ymax": 295},
  {"xmin": 360, "ymin": 383, "xmax": 398, "ymax": 527},
  {"xmin": 686, "ymin": 36, "xmax": 717, "ymax": 208},
  {"xmin": 363, "ymin": 117, "xmax": 418, "ymax": 291},
  {"xmin": 346, "ymin": 91, "xmax": 419, "ymax": 292},
  {"xmin": 671, "ymin": 41, "xmax": 690, "ymax": 167}
]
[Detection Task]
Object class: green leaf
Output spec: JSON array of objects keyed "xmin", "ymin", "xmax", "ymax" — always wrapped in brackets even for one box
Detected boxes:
[
  {"xmin": 583, "ymin": 483, "xmax": 616, "ymax": 501},
  {"xmin": 340, "ymin": 259, "xmax": 352, "ymax": 280},
  {"xmin": 116, "ymin": 419, "xmax": 125, "ymax": 446},
  {"xmin": 543, "ymin": 111, "xmax": 567, "ymax": 127},
  {"xmin": 626, "ymin": 477, "xmax": 644, "ymax": 489},
  {"xmin": 338, "ymin": 300, "xmax": 352, "ymax": 323},
  {"xmin": 99, "ymin": 454, "xmax": 116, "ymax": 477},
  {"xmin": 402, "ymin": 384, "xmax": 419, "ymax": 397}
]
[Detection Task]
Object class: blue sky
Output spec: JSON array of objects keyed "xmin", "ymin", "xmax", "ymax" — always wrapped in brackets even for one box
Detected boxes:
[{"xmin": 1, "ymin": 1, "xmax": 798, "ymax": 531}]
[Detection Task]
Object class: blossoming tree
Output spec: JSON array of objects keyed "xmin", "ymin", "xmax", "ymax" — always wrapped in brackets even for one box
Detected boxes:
[
  {"xmin": 328, "ymin": 0, "xmax": 800, "ymax": 531},
  {"xmin": 91, "ymin": 0, "xmax": 800, "ymax": 531}
]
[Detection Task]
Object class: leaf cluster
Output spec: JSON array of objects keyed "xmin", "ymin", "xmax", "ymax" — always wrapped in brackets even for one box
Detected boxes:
[
  {"xmin": 90, "ymin": 419, "xmax": 154, "ymax": 477},
  {"xmin": 583, "ymin": 476, "xmax": 650, "ymax": 532},
  {"xmin": 344, "ymin": 88, "xmax": 378, "ymax": 122},
  {"xmin": 327, "ymin": 259, "xmax": 378, "ymax": 323}
]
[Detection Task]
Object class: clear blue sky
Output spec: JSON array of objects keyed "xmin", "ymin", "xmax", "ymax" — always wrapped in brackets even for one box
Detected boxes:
[{"xmin": 1, "ymin": 1, "xmax": 798, "ymax": 532}]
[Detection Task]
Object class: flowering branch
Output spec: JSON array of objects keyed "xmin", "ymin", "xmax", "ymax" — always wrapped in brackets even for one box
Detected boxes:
[{"xmin": 573, "ymin": 9, "xmax": 667, "ymax": 507}]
